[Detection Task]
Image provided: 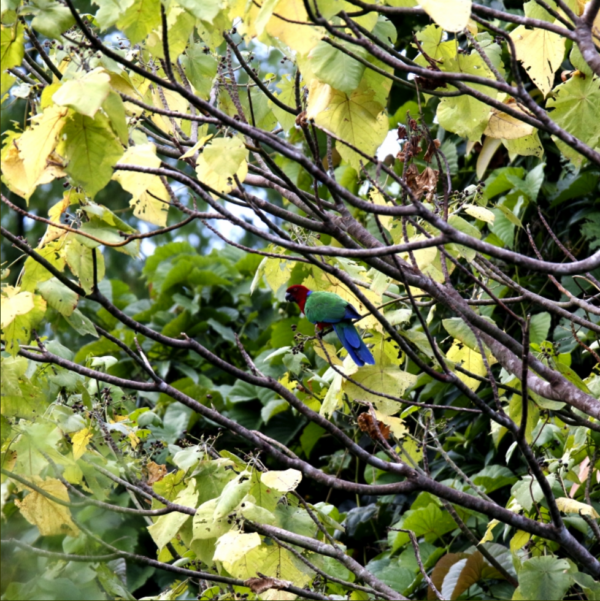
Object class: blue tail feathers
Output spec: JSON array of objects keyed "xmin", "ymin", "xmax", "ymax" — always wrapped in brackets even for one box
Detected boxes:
[{"xmin": 333, "ymin": 322, "xmax": 375, "ymax": 367}]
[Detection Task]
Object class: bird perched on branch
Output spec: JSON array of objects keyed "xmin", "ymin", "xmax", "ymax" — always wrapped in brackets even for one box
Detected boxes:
[{"xmin": 285, "ymin": 285, "xmax": 375, "ymax": 367}]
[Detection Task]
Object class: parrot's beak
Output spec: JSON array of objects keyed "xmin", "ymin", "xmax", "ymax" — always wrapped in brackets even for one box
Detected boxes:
[{"xmin": 285, "ymin": 291, "xmax": 293, "ymax": 302}]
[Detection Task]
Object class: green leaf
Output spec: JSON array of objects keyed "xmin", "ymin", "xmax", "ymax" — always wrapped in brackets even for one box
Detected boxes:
[
  {"xmin": 147, "ymin": 480, "xmax": 198, "ymax": 550},
  {"xmin": 569, "ymin": 45, "xmax": 594, "ymax": 77},
  {"xmin": 65, "ymin": 237, "xmax": 106, "ymax": 294},
  {"xmin": 53, "ymin": 68, "xmax": 112, "ymax": 119},
  {"xmin": 503, "ymin": 131, "xmax": 544, "ymax": 159},
  {"xmin": 64, "ymin": 309, "xmax": 98, "ymax": 337},
  {"xmin": 181, "ymin": 44, "xmax": 218, "ymax": 100},
  {"xmin": 1, "ymin": 71, "xmax": 16, "ymax": 99},
  {"xmin": 344, "ymin": 365, "xmax": 417, "ymax": 415},
  {"xmin": 102, "ymin": 91, "xmax": 129, "ymax": 145},
  {"xmin": 196, "ymin": 136, "xmax": 248, "ymax": 194},
  {"xmin": 309, "ymin": 40, "xmax": 366, "ymax": 95},
  {"xmin": 373, "ymin": 16, "xmax": 397, "ymax": 45},
  {"xmin": 366, "ymin": 558, "xmax": 415, "ymax": 594},
  {"xmin": 448, "ymin": 214, "xmax": 482, "ymax": 240},
  {"xmin": 519, "ymin": 556, "xmax": 574, "ymax": 601},
  {"xmin": 31, "ymin": 0, "xmax": 75, "ymax": 39},
  {"xmin": 0, "ymin": 358, "xmax": 45, "ymax": 418},
  {"xmin": 175, "ymin": 0, "xmax": 222, "ymax": 22},
  {"xmin": 307, "ymin": 79, "xmax": 387, "ymax": 170},
  {"xmin": 0, "ymin": 355, "xmax": 28, "ymax": 396},
  {"xmin": 270, "ymin": 74, "xmax": 297, "ymax": 132},
  {"xmin": 442, "ymin": 317, "xmax": 489, "ymax": 353},
  {"xmin": 77, "ymin": 221, "xmax": 139, "ymax": 257},
  {"xmin": 1, "ymin": 23, "xmax": 24, "ymax": 71},
  {"xmin": 193, "ymin": 498, "xmax": 233, "ymax": 540},
  {"xmin": 529, "ymin": 312, "xmax": 551, "ymax": 344},
  {"xmin": 60, "ymin": 112, "xmax": 124, "ymax": 198},
  {"xmin": 20, "ymin": 240, "xmax": 67, "ymax": 292},
  {"xmin": 117, "ymin": 0, "xmax": 162, "ymax": 44},
  {"xmin": 547, "ymin": 73, "xmax": 600, "ymax": 165},
  {"xmin": 512, "ymin": 474, "xmax": 555, "ymax": 512},
  {"xmin": 471, "ymin": 465, "xmax": 517, "ymax": 493},
  {"xmin": 36, "ymin": 277, "xmax": 79, "ymax": 316},
  {"xmin": 436, "ymin": 51, "xmax": 498, "ymax": 141},
  {"xmin": 261, "ymin": 399, "xmax": 289, "ymax": 423},
  {"xmin": 300, "ymin": 422, "xmax": 325, "ymax": 458},
  {"xmin": 389, "ymin": 503, "xmax": 456, "ymax": 551},
  {"xmin": 582, "ymin": 213, "xmax": 600, "ymax": 250},
  {"xmin": 93, "ymin": 0, "xmax": 135, "ymax": 30},
  {"xmin": 523, "ymin": 163, "xmax": 545, "ymax": 201},
  {"xmin": 1, "ymin": 292, "xmax": 46, "ymax": 356},
  {"xmin": 95, "ymin": 564, "xmax": 136, "ymax": 601},
  {"xmin": 571, "ymin": 573, "xmax": 600, "ymax": 601},
  {"xmin": 490, "ymin": 209, "xmax": 515, "ymax": 248},
  {"xmin": 485, "ymin": 167, "xmax": 526, "ymax": 199}
]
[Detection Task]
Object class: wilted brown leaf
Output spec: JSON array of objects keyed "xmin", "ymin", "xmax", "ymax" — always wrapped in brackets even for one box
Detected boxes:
[
  {"xmin": 424, "ymin": 139, "xmax": 441, "ymax": 163},
  {"xmin": 144, "ymin": 461, "xmax": 167, "ymax": 484},
  {"xmin": 406, "ymin": 165, "xmax": 439, "ymax": 200},
  {"xmin": 357, "ymin": 412, "xmax": 391, "ymax": 440},
  {"xmin": 244, "ymin": 576, "xmax": 292, "ymax": 594}
]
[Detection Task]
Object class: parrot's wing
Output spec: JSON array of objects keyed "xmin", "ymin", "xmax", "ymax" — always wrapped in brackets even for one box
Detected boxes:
[{"xmin": 305, "ymin": 291, "xmax": 347, "ymax": 324}]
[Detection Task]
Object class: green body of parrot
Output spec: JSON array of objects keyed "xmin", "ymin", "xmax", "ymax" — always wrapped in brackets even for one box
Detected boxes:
[{"xmin": 285, "ymin": 286, "xmax": 375, "ymax": 366}]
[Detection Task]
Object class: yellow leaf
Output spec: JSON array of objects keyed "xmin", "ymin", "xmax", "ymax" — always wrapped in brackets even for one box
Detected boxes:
[
  {"xmin": 150, "ymin": 86, "xmax": 190, "ymax": 135},
  {"xmin": 113, "ymin": 144, "xmax": 170, "ymax": 227},
  {"xmin": 480, "ymin": 518, "xmax": 500, "ymax": 544},
  {"xmin": 71, "ymin": 427, "xmax": 92, "ymax": 461},
  {"xmin": 344, "ymin": 365, "xmax": 417, "ymax": 415},
  {"xmin": 264, "ymin": 0, "xmax": 321, "ymax": 55},
  {"xmin": 262, "ymin": 591, "xmax": 296, "ymax": 601},
  {"xmin": 52, "ymin": 67, "xmax": 111, "ymax": 118},
  {"xmin": 1, "ymin": 131, "xmax": 66, "ymax": 201},
  {"xmin": 262, "ymin": 258, "xmax": 293, "ymax": 292},
  {"xmin": 556, "ymin": 497, "xmax": 600, "ymax": 518},
  {"xmin": 0, "ymin": 286, "xmax": 35, "ymax": 329},
  {"xmin": 374, "ymin": 410, "xmax": 407, "ymax": 438},
  {"xmin": 462, "ymin": 204, "xmax": 495, "ymax": 224},
  {"xmin": 260, "ymin": 469, "xmax": 303, "ymax": 492},
  {"xmin": 510, "ymin": 530, "xmax": 530, "ymax": 552},
  {"xmin": 278, "ymin": 372, "xmax": 300, "ymax": 391},
  {"xmin": 447, "ymin": 340, "xmax": 486, "ymax": 391},
  {"xmin": 313, "ymin": 340, "xmax": 343, "ymax": 366},
  {"xmin": 420, "ymin": 0, "xmax": 472, "ymax": 32},
  {"xmin": 397, "ymin": 437, "xmax": 422, "ymax": 465},
  {"xmin": 503, "ymin": 131, "xmax": 544, "ymax": 159},
  {"xmin": 196, "ymin": 136, "xmax": 248, "ymax": 194},
  {"xmin": 399, "ymin": 235, "xmax": 438, "ymax": 271},
  {"xmin": 321, "ymin": 371, "xmax": 344, "ymax": 417},
  {"xmin": 17, "ymin": 105, "xmax": 69, "ymax": 192},
  {"xmin": 369, "ymin": 190, "xmax": 393, "ymax": 229},
  {"xmin": 484, "ymin": 106, "xmax": 535, "ymax": 139},
  {"xmin": 510, "ymin": 26, "xmax": 565, "ymax": 96},
  {"xmin": 179, "ymin": 130, "xmax": 211, "ymax": 159},
  {"xmin": 306, "ymin": 79, "xmax": 387, "ymax": 171},
  {"xmin": 213, "ymin": 530, "xmax": 262, "ymax": 568},
  {"xmin": 15, "ymin": 476, "xmax": 79, "ymax": 536},
  {"xmin": 128, "ymin": 430, "xmax": 140, "ymax": 449},
  {"xmin": 40, "ymin": 189, "xmax": 83, "ymax": 247}
]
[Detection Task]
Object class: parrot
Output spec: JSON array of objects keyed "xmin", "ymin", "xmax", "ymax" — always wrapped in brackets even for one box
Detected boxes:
[{"xmin": 285, "ymin": 285, "xmax": 375, "ymax": 367}]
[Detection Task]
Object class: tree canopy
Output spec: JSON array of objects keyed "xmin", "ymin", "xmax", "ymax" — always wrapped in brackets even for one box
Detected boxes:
[{"xmin": 1, "ymin": 0, "xmax": 600, "ymax": 599}]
